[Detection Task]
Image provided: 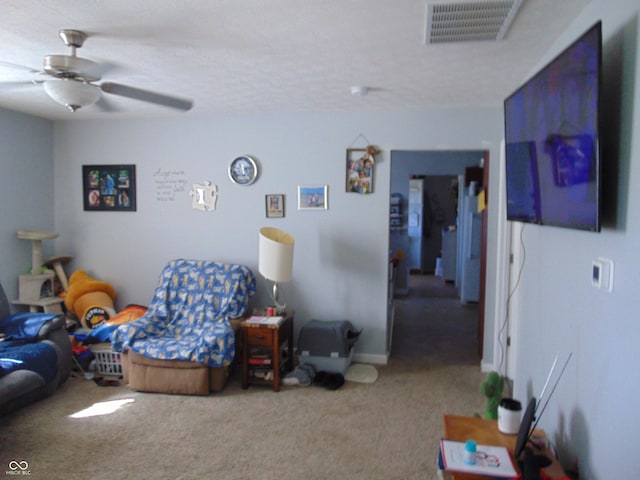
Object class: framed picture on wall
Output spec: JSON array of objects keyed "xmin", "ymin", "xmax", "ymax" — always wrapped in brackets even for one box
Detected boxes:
[
  {"xmin": 83, "ymin": 164, "xmax": 136, "ymax": 211},
  {"xmin": 265, "ymin": 194, "xmax": 285, "ymax": 218},
  {"xmin": 298, "ymin": 185, "xmax": 328, "ymax": 210},
  {"xmin": 346, "ymin": 148, "xmax": 374, "ymax": 194}
]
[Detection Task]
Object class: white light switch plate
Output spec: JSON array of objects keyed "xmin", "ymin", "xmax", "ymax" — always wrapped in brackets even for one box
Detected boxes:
[{"xmin": 592, "ymin": 257, "xmax": 614, "ymax": 292}]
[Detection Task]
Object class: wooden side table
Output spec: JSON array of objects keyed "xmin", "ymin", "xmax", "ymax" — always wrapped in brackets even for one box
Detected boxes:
[
  {"xmin": 443, "ymin": 415, "xmax": 522, "ymax": 480},
  {"xmin": 241, "ymin": 311, "xmax": 294, "ymax": 392}
]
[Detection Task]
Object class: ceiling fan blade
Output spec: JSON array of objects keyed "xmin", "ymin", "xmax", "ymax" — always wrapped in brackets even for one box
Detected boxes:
[
  {"xmin": 0, "ymin": 80, "xmax": 40, "ymax": 91},
  {"xmin": 87, "ymin": 59, "xmax": 121, "ymax": 77},
  {"xmin": 94, "ymin": 96, "xmax": 122, "ymax": 113},
  {"xmin": 0, "ymin": 80, "xmax": 35, "ymax": 87},
  {"xmin": 0, "ymin": 60, "xmax": 40, "ymax": 74},
  {"xmin": 100, "ymin": 82, "xmax": 193, "ymax": 111}
]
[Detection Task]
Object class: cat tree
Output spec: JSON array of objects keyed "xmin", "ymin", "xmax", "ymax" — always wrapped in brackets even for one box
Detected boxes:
[{"xmin": 12, "ymin": 230, "xmax": 66, "ymax": 313}]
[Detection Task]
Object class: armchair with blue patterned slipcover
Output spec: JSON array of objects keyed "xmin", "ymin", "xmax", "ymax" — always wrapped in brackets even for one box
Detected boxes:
[{"xmin": 112, "ymin": 259, "xmax": 255, "ymax": 395}]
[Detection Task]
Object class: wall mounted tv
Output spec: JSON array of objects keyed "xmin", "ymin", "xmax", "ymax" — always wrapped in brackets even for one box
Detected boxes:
[{"xmin": 504, "ymin": 21, "xmax": 602, "ymax": 232}]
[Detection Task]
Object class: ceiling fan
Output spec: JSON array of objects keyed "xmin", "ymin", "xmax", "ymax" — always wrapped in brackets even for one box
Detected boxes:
[{"xmin": 0, "ymin": 29, "xmax": 193, "ymax": 113}]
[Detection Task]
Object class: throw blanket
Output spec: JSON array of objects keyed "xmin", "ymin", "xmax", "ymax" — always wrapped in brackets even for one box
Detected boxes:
[
  {"xmin": 112, "ymin": 259, "xmax": 255, "ymax": 367},
  {"xmin": 0, "ymin": 313, "xmax": 59, "ymax": 383},
  {"xmin": 1, "ymin": 313, "xmax": 59, "ymax": 341}
]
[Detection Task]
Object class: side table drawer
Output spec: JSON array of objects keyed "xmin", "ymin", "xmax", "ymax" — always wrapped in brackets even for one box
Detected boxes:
[{"xmin": 246, "ymin": 328, "xmax": 274, "ymax": 347}]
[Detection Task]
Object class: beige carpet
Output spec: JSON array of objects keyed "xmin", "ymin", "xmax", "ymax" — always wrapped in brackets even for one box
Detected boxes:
[
  {"xmin": 0, "ymin": 360, "xmax": 484, "ymax": 480},
  {"xmin": 0, "ymin": 275, "xmax": 484, "ymax": 480}
]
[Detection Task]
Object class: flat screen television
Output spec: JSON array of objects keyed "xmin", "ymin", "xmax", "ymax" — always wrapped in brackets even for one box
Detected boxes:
[{"xmin": 504, "ymin": 21, "xmax": 602, "ymax": 232}]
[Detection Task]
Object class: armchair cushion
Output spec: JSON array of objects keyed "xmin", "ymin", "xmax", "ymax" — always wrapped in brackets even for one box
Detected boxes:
[
  {"xmin": 1, "ymin": 312, "xmax": 62, "ymax": 384},
  {"xmin": 0, "ymin": 342, "xmax": 58, "ymax": 385},
  {"xmin": 1, "ymin": 313, "xmax": 61, "ymax": 342},
  {"xmin": 112, "ymin": 259, "xmax": 255, "ymax": 368},
  {"xmin": 0, "ymin": 283, "xmax": 72, "ymax": 413}
]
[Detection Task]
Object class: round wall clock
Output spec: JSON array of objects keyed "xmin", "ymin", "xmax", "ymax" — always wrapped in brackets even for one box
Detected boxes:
[{"xmin": 228, "ymin": 155, "xmax": 259, "ymax": 185}]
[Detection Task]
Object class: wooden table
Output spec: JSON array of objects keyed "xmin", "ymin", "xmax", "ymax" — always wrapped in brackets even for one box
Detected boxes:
[
  {"xmin": 241, "ymin": 312, "xmax": 294, "ymax": 392},
  {"xmin": 443, "ymin": 415, "xmax": 521, "ymax": 480}
]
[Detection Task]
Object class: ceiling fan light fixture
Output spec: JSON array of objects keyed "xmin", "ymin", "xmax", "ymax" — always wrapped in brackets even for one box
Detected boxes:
[{"xmin": 43, "ymin": 79, "xmax": 100, "ymax": 112}]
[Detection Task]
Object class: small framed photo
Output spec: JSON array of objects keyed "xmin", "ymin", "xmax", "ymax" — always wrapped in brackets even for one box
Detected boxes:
[
  {"xmin": 83, "ymin": 164, "xmax": 136, "ymax": 211},
  {"xmin": 265, "ymin": 194, "xmax": 285, "ymax": 218},
  {"xmin": 298, "ymin": 185, "xmax": 328, "ymax": 210}
]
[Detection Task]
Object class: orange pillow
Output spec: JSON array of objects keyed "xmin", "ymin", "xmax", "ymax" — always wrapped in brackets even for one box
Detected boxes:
[{"xmin": 104, "ymin": 304, "xmax": 148, "ymax": 326}]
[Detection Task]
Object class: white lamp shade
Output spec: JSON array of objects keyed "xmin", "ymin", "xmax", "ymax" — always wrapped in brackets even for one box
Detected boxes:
[
  {"xmin": 43, "ymin": 79, "xmax": 101, "ymax": 110},
  {"xmin": 259, "ymin": 227, "xmax": 294, "ymax": 283}
]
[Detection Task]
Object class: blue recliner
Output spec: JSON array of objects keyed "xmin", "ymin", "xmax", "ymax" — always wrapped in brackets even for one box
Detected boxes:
[{"xmin": 0, "ymin": 282, "xmax": 72, "ymax": 414}]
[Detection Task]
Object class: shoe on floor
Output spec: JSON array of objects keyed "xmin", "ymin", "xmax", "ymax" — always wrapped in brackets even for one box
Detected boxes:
[
  {"xmin": 282, "ymin": 366, "xmax": 312, "ymax": 386},
  {"xmin": 297, "ymin": 363, "xmax": 316, "ymax": 381},
  {"xmin": 313, "ymin": 371, "xmax": 345, "ymax": 390}
]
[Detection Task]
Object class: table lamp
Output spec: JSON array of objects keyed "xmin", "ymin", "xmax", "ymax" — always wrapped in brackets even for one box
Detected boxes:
[{"xmin": 258, "ymin": 227, "xmax": 295, "ymax": 314}]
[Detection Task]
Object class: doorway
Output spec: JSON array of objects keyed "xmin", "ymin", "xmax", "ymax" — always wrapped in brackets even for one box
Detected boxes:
[
  {"xmin": 406, "ymin": 175, "xmax": 458, "ymax": 275},
  {"xmin": 388, "ymin": 150, "xmax": 488, "ymax": 363},
  {"xmin": 391, "ymin": 273, "xmax": 479, "ymax": 364}
]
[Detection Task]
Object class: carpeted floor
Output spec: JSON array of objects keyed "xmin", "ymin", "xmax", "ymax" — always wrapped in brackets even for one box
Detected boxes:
[
  {"xmin": 0, "ymin": 275, "xmax": 484, "ymax": 480},
  {"xmin": 392, "ymin": 274, "xmax": 480, "ymax": 365}
]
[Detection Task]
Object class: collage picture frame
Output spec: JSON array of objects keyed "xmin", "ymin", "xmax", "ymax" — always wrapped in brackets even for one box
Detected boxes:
[
  {"xmin": 346, "ymin": 148, "xmax": 374, "ymax": 194},
  {"xmin": 83, "ymin": 164, "xmax": 136, "ymax": 211}
]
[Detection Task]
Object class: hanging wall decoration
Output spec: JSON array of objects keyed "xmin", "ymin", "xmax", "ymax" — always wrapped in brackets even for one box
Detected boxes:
[
  {"xmin": 298, "ymin": 185, "xmax": 328, "ymax": 210},
  {"xmin": 190, "ymin": 181, "xmax": 218, "ymax": 211},
  {"xmin": 265, "ymin": 194, "xmax": 285, "ymax": 218},
  {"xmin": 83, "ymin": 164, "xmax": 136, "ymax": 211},
  {"xmin": 345, "ymin": 136, "xmax": 381, "ymax": 194}
]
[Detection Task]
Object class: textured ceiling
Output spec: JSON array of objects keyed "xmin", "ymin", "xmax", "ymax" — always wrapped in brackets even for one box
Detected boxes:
[{"xmin": 0, "ymin": 0, "xmax": 588, "ymax": 120}]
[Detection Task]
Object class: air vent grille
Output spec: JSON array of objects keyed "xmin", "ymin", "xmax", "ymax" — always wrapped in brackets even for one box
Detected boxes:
[{"xmin": 426, "ymin": 0, "xmax": 525, "ymax": 44}]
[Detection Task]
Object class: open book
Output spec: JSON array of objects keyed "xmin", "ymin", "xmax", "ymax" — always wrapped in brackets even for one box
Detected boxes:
[{"xmin": 439, "ymin": 439, "xmax": 520, "ymax": 479}]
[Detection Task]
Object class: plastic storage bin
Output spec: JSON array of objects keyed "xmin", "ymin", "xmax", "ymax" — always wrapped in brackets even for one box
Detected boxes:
[
  {"xmin": 297, "ymin": 320, "xmax": 361, "ymax": 374},
  {"xmin": 89, "ymin": 343, "xmax": 123, "ymax": 377}
]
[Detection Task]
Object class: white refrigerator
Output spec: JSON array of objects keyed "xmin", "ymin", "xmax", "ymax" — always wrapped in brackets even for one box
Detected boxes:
[
  {"xmin": 408, "ymin": 178, "xmax": 427, "ymax": 271},
  {"xmin": 458, "ymin": 191, "xmax": 481, "ymax": 304}
]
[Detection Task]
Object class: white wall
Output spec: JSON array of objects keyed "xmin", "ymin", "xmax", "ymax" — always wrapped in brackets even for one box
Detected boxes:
[
  {"xmin": 0, "ymin": 109, "xmax": 53, "ymax": 303},
  {"xmin": 52, "ymin": 108, "xmax": 503, "ymax": 361},
  {"xmin": 509, "ymin": 1, "xmax": 640, "ymax": 478}
]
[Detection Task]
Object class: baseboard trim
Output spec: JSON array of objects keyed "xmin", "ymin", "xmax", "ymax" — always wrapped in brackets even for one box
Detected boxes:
[
  {"xmin": 353, "ymin": 353, "xmax": 388, "ymax": 365},
  {"xmin": 481, "ymin": 361, "xmax": 495, "ymax": 372}
]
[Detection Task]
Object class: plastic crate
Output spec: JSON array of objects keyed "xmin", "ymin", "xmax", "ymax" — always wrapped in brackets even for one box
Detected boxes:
[
  {"xmin": 297, "ymin": 320, "xmax": 360, "ymax": 374},
  {"xmin": 89, "ymin": 343, "xmax": 122, "ymax": 377}
]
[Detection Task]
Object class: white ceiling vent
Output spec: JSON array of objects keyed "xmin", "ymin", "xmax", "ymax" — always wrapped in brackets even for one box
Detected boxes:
[{"xmin": 425, "ymin": 0, "xmax": 525, "ymax": 44}]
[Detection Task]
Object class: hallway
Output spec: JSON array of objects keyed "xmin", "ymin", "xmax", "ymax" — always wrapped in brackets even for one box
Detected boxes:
[{"xmin": 390, "ymin": 274, "xmax": 479, "ymax": 365}]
